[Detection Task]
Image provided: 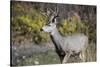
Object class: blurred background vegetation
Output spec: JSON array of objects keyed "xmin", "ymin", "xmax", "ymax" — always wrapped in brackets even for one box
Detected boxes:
[{"xmin": 11, "ymin": 1, "xmax": 96, "ymax": 66}]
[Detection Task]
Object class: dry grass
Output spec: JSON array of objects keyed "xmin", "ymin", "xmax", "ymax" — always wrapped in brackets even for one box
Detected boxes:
[{"xmin": 86, "ymin": 42, "xmax": 96, "ymax": 62}]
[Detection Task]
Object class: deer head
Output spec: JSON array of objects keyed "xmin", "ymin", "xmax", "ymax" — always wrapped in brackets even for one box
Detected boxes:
[{"xmin": 41, "ymin": 8, "xmax": 59, "ymax": 34}]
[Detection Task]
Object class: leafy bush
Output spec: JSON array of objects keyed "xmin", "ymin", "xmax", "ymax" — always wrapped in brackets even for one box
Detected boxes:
[
  {"xmin": 11, "ymin": 1, "xmax": 96, "ymax": 44},
  {"xmin": 11, "ymin": 2, "xmax": 49, "ymax": 44},
  {"xmin": 58, "ymin": 16, "xmax": 88, "ymax": 36}
]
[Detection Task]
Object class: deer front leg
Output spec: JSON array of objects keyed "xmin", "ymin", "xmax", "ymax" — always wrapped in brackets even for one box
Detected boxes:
[
  {"xmin": 79, "ymin": 50, "xmax": 86, "ymax": 62},
  {"xmin": 62, "ymin": 52, "xmax": 71, "ymax": 63}
]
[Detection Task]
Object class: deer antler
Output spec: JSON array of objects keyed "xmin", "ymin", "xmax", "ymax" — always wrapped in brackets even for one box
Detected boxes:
[
  {"xmin": 54, "ymin": 7, "xmax": 59, "ymax": 17},
  {"xmin": 40, "ymin": 7, "xmax": 59, "ymax": 24}
]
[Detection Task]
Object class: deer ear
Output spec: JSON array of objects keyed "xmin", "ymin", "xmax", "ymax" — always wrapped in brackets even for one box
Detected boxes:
[
  {"xmin": 51, "ymin": 16, "xmax": 56, "ymax": 23},
  {"xmin": 54, "ymin": 15, "xmax": 59, "ymax": 24}
]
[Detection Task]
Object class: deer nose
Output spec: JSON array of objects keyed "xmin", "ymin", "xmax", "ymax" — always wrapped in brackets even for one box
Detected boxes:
[{"xmin": 40, "ymin": 28, "xmax": 43, "ymax": 31}]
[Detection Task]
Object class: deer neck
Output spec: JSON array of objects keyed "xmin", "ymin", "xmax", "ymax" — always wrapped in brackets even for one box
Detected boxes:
[{"xmin": 50, "ymin": 28, "xmax": 63, "ymax": 50}]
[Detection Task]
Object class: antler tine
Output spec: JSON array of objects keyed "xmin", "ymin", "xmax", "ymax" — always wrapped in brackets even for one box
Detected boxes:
[
  {"xmin": 40, "ymin": 8, "xmax": 53, "ymax": 18},
  {"xmin": 53, "ymin": 6, "xmax": 59, "ymax": 17},
  {"xmin": 40, "ymin": 9, "xmax": 48, "ymax": 18},
  {"xmin": 44, "ymin": 8, "xmax": 55, "ymax": 18},
  {"xmin": 48, "ymin": 8, "xmax": 54, "ymax": 14},
  {"xmin": 47, "ymin": 7, "xmax": 59, "ymax": 24}
]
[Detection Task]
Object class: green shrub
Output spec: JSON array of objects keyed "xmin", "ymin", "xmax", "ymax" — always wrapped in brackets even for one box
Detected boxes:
[
  {"xmin": 58, "ymin": 16, "xmax": 88, "ymax": 36},
  {"xmin": 11, "ymin": 2, "xmax": 95, "ymax": 44},
  {"xmin": 11, "ymin": 3, "xmax": 49, "ymax": 44}
]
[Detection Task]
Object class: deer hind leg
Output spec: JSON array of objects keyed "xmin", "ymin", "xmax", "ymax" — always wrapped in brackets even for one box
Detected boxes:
[
  {"xmin": 62, "ymin": 52, "xmax": 71, "ymax": 63},
  {"xmin": 79, "ymin": 50, "xmax": 86, "ymax": 62}
]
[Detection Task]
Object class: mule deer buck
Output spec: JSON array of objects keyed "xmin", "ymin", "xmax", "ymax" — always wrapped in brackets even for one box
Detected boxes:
[{"xmin": 41, "ymin": 8, "xmax": 88, "ymax": 63}]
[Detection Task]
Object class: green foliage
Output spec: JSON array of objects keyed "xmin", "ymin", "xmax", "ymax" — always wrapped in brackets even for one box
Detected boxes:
[
  {"xmin": 11, "ymin": 2, "xmax": 49, "ymax": 44},
  {"xmin": 16, "ymin": 50, "xmax": 60, "ymax": 65},
  {"xmin": 11, "ymin": 2, "xmax": 95, "ymax": 44},
  {"xmin": 58, "ymin": 16, "xmax": 88, "ymax": 36}
]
